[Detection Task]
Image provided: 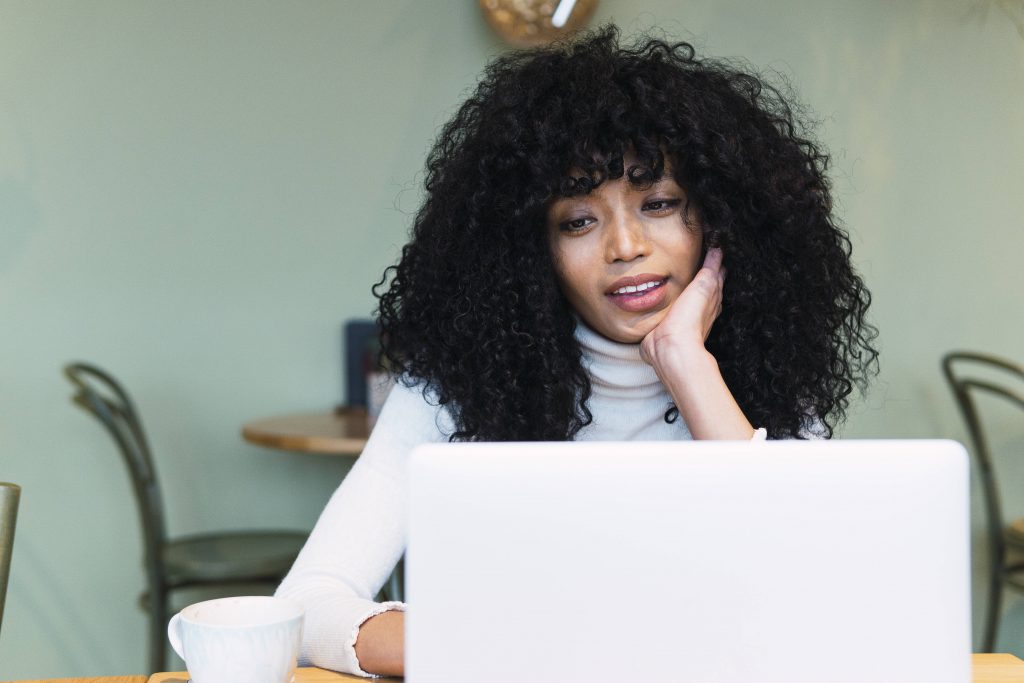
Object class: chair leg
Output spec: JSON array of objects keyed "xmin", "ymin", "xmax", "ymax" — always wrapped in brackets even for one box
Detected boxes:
[
  {"xmin": 386, "ymin": 557, "xmax": 405, "ymax": 603},
  {"xmin": 149, "ymin": 588, "xmax": 168, "ymax": 674},
  {"xmin": 982, "ymin": 574, "xmax": 1004, "ymax": 652}
]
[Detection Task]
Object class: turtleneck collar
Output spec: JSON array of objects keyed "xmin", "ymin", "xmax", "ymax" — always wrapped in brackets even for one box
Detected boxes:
[{"xmin": 573, "ymin": 319, "xmax": 666, "ymax": 398}]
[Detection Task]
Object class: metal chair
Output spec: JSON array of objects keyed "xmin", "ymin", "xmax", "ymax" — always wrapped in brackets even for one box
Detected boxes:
[
  {"xmin": 64, "ymin": 363, "xmax": 307, "ymax": 673},
  {"xmin": 0, "ymin": 481, "xmax": 20, "ymax": 640},
  {"xmin": 942, "ymin": 351, "xmax": 1024, "ymax": 652}
]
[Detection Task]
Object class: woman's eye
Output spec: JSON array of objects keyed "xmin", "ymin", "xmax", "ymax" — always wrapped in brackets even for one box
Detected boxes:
[
  {"xmin": 560, "ymin": 217, "xmax": 594, "ymax": 233},
  {"xmin": 643, "ymin": 198, "xmax": 682, "ymax": 212}
]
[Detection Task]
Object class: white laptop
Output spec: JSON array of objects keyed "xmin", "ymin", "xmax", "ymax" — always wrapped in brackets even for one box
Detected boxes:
[{"xmin": 405, "ymin": 440, "xmax": 971, "ymax": 683}]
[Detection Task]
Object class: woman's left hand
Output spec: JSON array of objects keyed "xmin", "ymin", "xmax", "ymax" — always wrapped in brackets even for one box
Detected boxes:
[
  {"xmin": 640, "ymin": 247, "xmax": 725, "ymax": 367},
  {"xmin": 638, "ymin": 246, "xmax": 753, "ymax": 440}
]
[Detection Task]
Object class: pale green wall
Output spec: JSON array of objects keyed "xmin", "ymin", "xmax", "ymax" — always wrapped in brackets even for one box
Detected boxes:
[{"xmin": 1, "ymin": 1, "xmax": 1022, "ymax": 678}]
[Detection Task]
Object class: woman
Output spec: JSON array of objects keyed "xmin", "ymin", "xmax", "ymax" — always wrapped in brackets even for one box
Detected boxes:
[{"xmin": 276, "ymin": 27, "xmax": 877, "ymax": 677}]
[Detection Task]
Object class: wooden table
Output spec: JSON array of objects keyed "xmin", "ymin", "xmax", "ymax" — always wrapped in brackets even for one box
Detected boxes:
[
  {"xmin": 241, "ymin": 407, "xmax": 369, "ymax": 456},
  {"xmin": 975, "ymin": 654, "xmax": 1024, "ymax": 682},
  {"xmin": 6, "ymin": 655, "xmax": 1024, "ymax": 683},
  {"xmin": 146, "ymin": 669, "xmax": 397, "ymax": 682},
  {"xmin": 4, "ymin": 678, "xmax": 148, "ymax": 683}
]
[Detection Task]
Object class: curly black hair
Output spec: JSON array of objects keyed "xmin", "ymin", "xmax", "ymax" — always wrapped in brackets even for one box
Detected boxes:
[{"xmin": 375, "ymin": 26, "xmax": 877, "ymax": 440}]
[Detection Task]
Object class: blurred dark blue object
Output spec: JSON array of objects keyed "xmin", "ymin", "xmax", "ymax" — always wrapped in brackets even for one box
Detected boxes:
[{"xmin": 344, "ymin": 319, "xmax": 380, "ymax": 407}]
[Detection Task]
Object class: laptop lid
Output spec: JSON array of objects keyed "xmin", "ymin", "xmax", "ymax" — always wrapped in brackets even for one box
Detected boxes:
[{"xmin": 406, "ymin": 440, "xmax": 971, "ymax": 683}]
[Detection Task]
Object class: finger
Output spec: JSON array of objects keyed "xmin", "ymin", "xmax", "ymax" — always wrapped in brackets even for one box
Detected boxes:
[
  {"xmin": 692, "ymin": 267, "xmax": 719, "ymax": 297},
  {"xmin": 703, "ymin": 246, "xmax": 723, "ymax": 272}
]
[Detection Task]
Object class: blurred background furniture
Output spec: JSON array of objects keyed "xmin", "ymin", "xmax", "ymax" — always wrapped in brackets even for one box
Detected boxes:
[
  {"xmin": 942, "ymin": 352, "xmax": 1024, "ymax": 652},
  {"xmin": 64, "ymin": 363, "xmax": 308, "ymax": 673},
  {"xmin": 343, "ymin": 319, "xmax": 381, "ymax": 410},
  {"xmin": 0, "ymin": 481, "xmax": 20, "ymax": 640},
  {"xmin": 242, "ymin": 408, "xmax": 369, "ymax": 456},
  {"xmin": 8, "ymin": 653, "xmax": 1024, "ymax": 683},
  {"xmin": 240, "ymin": 408, "xmax": 402, "ymax": 601},
  {"xmin": 343, "ymin": 318, "xmax": 395, "ymax": 427}
]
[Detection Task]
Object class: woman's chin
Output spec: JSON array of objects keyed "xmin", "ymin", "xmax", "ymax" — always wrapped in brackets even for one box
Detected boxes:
[{"xmin": 591, "ymin": 311, "xmax": 667, "ymax": 345}]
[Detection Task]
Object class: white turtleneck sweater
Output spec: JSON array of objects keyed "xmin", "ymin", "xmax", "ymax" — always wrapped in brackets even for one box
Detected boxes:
[{"xmin": 276, "ymin": 324, "xmax": 707, "ymax": 676}]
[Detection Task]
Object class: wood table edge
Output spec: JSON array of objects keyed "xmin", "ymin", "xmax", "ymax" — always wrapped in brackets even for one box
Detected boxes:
[
  {"xmin": 241, "ymin": 411, "xmax": 368, "ymax": 456},
  {"xmin": 240, "ymin": 426, "xmax": 366, "ymax": 455},
  {"xmin": 8, "ymin": 655, "xmax": 1020, "ymax": 683},
  {"xmin": 146, "ymin": 668, "xmax": 400, "ymax": 682},
  {"xmin": 975, "ymin": 653, "xmax": 1024, "ymax": 682},
  {"xmin": 141, "ymin": 656, "xmax": 1024, "ymax": 683},
  {"xmin": 3, "ymin": 677, "xmax": 147, "ymax": 683}
]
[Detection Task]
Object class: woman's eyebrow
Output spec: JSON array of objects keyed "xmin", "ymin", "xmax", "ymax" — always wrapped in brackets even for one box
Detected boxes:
[
  {"xmin": 548, "ymin": 197, "xmax": 588, "ymax": 215},
  {"xmin": 632, "ymin": 177, "xmax": 675, "ymax": 192},
  {"xmin": 553, "ymin": 192, "xmax": 593, "ymax": 205}
]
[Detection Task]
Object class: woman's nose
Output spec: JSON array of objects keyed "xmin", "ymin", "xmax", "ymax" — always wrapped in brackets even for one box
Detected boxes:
[{"xmin": 604, "ymin": 214, "xmax": 650, "ymax": 263}]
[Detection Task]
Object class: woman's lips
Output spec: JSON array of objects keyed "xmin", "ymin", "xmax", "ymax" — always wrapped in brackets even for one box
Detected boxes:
[{"xmin": 605, "ymin": 276, "xmax": 669, "ymax": 313}]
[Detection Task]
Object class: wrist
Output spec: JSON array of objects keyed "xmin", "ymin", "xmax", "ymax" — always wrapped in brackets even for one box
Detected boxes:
[
  {"xmin": 645, "ymin": 335, "xmax": 714, "ymax": 377},
  {"xmin": 354, "ymin": 610, "xmax": 405, "ymax": 677},
  {"xmin": 641, "ymin": 330, "xmax": 707, "ymax": 370}
]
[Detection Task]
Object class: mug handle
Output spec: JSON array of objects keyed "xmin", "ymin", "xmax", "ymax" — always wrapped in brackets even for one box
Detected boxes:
[{"xmin": 167, "ymin": 613, "xmax": 186, "ymax": 661}]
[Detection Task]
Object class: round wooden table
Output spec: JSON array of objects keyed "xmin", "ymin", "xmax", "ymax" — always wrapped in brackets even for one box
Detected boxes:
[{"xmin": 241, "ymin": 407, "xmax": 370, "ymax": 455}]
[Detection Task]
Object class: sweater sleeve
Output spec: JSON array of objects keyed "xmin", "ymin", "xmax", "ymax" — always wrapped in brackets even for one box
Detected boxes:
[{"xmin": 275, "ymin": 379, "xmax": 451, "ymax": 676}]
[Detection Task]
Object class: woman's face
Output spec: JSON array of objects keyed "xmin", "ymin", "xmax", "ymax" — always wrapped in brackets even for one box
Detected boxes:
[{"xmin": 547, "ymin": 163, "xmax": 703, "ymax": 344}]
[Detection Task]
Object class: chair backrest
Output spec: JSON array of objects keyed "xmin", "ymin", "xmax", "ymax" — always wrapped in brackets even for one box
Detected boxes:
[
  {"xmin": 942, "ymin": 352, "xmax": 1024, "ymax": 568},
  {"xmin": 0, "ymin": 481, "xmax": 21, "ymax": 639},
  {"xmin": 63, "ymin": 364, "xmax": 168, "ymax": 573}
]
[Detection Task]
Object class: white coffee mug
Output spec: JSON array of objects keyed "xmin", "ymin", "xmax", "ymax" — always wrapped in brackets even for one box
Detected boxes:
[{"xmin": 167, "ymin": 596, "xmax": 304, "ymax": 683}]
